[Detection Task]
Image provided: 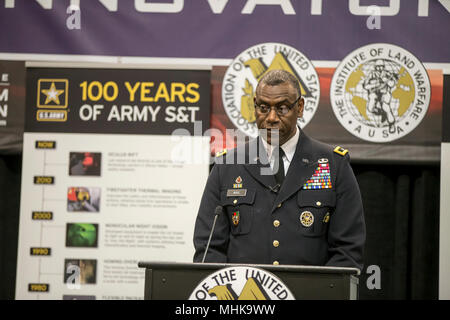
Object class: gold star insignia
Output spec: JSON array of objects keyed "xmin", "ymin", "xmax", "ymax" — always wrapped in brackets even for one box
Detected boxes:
[{"xmin": 41, "ymin": 82, "xmax": 64, "ymax": 105}]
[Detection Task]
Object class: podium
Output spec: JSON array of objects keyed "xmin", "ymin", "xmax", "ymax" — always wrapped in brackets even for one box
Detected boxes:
[{"xmin": 138, "ymin": 261, "xmax": 360, "ymax": 300}]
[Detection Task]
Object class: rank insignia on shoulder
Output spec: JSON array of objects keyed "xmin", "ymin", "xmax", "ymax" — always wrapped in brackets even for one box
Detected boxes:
[
  {"xmin": 215, "ymin": 149, "xmax": 227, "ymax": 157},
  {"xmin": 334, "ymin": 146, "xmax": 348, "ymax": 156}
]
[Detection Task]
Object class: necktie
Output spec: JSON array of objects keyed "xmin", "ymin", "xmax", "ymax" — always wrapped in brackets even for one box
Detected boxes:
[{"xmin": 274, "ymin": 147, "xmax": 285, "ymax": 186}]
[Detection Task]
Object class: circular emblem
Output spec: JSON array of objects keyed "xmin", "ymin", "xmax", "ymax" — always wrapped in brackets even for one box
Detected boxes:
[
  {"xmin": 222, "ymin": 42, "xmax": 320, "ymax": 137},
  {"xmin": 189, "ymin": 266, "xmax": 295, "ymax": 300},
  {"xmin": 330, "ymin": 43, "xmax": 431, "ymax": 143},
  {"xmin": 300, "ymin": 211, "xmax": 314, "ymax": 227}
]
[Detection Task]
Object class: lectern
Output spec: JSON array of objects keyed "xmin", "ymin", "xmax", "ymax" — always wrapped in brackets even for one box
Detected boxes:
[{"xmin": 138, "ymin": 261, "xmax": 360, "ymax": 300}]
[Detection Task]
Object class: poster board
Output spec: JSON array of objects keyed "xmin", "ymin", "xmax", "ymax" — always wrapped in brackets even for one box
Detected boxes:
[{"xmin": 15, "ymin": 66, "xmax": 211, "ymax": 299}]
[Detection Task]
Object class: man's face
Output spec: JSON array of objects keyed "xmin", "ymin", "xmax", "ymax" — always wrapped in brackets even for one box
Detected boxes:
[{"xmin": 254, "ymin": 82, "xmax": 304, "ymax": 145}]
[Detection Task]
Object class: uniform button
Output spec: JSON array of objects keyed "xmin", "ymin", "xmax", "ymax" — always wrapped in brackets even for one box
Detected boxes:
[
  {"xmin": 316, "ymin": 201, "xmax": 322, "ymax": 206},
  {"xmin": 273, "ymin": 220, "xmax": 280, "ymax": 227},
  {"xmin": 273, "ymin": 240, "xmax": 279, "ymax": 247},
  {"xmin": 277, "ymin": 203, "xmax": 282, "ymax": 208},
  {"xmin": 273, "ymin": 261, "xmax": 279, "ymax": 265},
  {"xmin": 233, "ymin": 199, "xmax": 237, "ymax": 205}
]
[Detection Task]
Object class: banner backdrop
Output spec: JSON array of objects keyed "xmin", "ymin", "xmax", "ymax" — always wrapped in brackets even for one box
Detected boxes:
[
  {"xmin": 0, "ymin": 61, "xmax": 25, "ymax": 154},
  {"xmin": 210, "ymin": 43, "xmax": 443, "ymax": 163},
  {"xmin": 0, "ymin": 0, "xmax": 449, "ymax": 63},
  {"xmin": 15, "ymin": 67, "xmax": 211, "ymax": 299}
]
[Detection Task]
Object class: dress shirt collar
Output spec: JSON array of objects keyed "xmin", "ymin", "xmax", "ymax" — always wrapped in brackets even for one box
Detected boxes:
[{"xmin": 261, "ymin": 126, "xmax": 300, "ymax": 163}]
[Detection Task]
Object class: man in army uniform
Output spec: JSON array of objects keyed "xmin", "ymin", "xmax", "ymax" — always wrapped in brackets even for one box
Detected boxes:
[{"xmin": 193, "ymin": 69, "xmax": 365, "ymax": 270}]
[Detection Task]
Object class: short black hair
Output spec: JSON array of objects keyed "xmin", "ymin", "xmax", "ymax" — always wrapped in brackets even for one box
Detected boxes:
[{"xmin": 256, "ymin": 69, "xmax": 301, "ymax": 99}]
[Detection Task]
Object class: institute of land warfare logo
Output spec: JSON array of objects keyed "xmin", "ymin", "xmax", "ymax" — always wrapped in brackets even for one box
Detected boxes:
[
  {"xmin": 36, "ymin": 79, "xmax": 69, "ymax": 122},
  {"xmin": 330, "ymin": 43, "xmax": 431, "ymax": 143},
  {"xmin": 189, "ymin": 266, "xmax": 295, "ymax": 300},
  {"xmin": 222, "ymin": 42, "xmax": 320, "ymax": 137}
]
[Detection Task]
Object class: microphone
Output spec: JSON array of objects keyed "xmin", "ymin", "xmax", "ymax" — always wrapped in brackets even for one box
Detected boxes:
[{"xmin": 202, "ymin": 205, "xmax": 223, "ymax": 263}]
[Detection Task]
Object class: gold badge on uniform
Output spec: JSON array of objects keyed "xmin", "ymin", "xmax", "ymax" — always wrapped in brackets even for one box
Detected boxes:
[
  {"xmin": 300, "ymin": 211, "xmax": 314, "ymax": 227},
  {"xmin": 233, "ymin": 176, "xmax": 243, "ymax": 189},
  {"xmin": 323, "ymin": 212, "xmax": 330, "ymax": 223}
]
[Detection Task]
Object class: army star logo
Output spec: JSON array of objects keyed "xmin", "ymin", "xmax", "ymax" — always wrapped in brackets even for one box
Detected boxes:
[
  {"xmin": 41, "ymin": 82, "xmax": 64, "ymax": 105},
  {"xmin": 37, "ymin": 79, "xmax": 69, "ymax": 108},
  {"xmin": 330, "ymin": 43, "xmax": 430, "ymax": 142},
  {"xmin": 222, "ymin": 42, "xmax": 320, "ymax": 137},
  {"xmin": 36, "ymin": 79, "xmax": 69, "ymax": 122}
]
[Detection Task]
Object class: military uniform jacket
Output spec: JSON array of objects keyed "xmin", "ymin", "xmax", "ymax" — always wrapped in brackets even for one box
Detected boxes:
[{"xmin": 193, "ymin": 131, "xmax": 366, "ymax": 270}]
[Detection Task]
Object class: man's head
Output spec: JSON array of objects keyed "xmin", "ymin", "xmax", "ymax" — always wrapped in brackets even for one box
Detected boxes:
[
  {"xmin": 375, "ymin": 59, "xmax": 385, "ymax": 72},
  {"xmin": 254, "ymin": 69, "xmax": 304, "ymax": 145}
]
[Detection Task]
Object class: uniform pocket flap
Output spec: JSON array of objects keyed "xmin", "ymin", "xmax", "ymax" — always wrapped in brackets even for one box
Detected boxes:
[
  {"xmin": 221, "ymin": 188, "xmax": 256, "ymax": 206},
  {"xmin": 297, "ymin": 190, "xmax": 336, "ymax": 207}
]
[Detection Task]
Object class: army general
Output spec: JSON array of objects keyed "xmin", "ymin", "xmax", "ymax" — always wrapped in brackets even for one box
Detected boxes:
[{"xmin": 193, "ymin": 69, "xmax": 366, "ymax": 270}]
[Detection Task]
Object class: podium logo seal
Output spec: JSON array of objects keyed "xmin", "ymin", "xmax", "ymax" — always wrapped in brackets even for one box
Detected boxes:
[
  {"xmin": 189, "ymin": 266, "xmax": 295, "ymax": 300},
  {"xmin": 330, "ymin": 43, "xmax": 430, "ymax": 143},
  {"xmin": 222, "ymin": 42, "xmax": 320, "ymax": 137}
]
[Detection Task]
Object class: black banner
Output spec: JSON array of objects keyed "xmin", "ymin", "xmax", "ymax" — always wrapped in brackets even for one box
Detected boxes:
[
  {"xmin": 0, "ymin": 60, "xmax": 25, "ymax": 154},
  {"xmin": 25, "ymin": 68, "xmax": 210, "ymax": 135}
]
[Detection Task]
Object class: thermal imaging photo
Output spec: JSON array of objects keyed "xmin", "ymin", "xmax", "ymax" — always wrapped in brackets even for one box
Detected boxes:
[
  {"xmin": 67, "ymin": 187, "xmax": 100, "ymax": 212},
  {"xmin": 69, "ymin": 152, "xmax": 101, "ymax": 176}
]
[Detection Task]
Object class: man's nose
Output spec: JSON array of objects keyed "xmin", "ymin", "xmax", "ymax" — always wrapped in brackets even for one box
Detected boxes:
[{"xmin": 266, "ymin": 108, "xmax": 279, "ymax": 123}]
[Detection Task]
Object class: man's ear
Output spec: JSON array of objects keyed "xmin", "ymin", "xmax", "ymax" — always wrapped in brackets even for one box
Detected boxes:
[{"xmin": 298, "ymin": 97, "xmax": 305, "ymax": 118}]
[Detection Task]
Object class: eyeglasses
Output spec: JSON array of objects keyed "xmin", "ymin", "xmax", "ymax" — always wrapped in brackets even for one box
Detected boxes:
[{"xmin": 254, "ymin": 96, "xmax": 301, "ymax": 116}]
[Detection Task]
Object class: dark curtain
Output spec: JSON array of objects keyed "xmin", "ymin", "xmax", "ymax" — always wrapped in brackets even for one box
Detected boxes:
[
  {"xmin": 0, "ymin": 155, "xmax": 440, "ymax": 299},
  {"xmin": 0, "ymin": 154, "xmax": 21, "ymax": 300},
  {"xmin": 355, "ymin": 163, "xmax": 440, "ymax": 300}
]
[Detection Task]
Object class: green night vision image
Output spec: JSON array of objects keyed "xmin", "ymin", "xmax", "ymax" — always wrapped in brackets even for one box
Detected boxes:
[{"xmin": 66, "ymin": 223, "xmax": 98, "ymax": 247}]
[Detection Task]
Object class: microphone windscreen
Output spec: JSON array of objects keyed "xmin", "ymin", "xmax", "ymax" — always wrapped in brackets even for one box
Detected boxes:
[{"xmin": 214, "ymin": 205, "xmax": 223, "ymax": 216}]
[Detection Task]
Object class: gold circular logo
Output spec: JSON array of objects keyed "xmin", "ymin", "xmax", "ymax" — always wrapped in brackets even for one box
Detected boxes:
[
  {"xmin": 222, "ymin": 42, "xmax": 320, "ymax": 138},
  {"xmin": 330, "ymin": 43, "xmax": 431, "ymax": 143},
  {"xmin": 189, "ymin": 266, "xmax": 295, "ymax": 300},
  {"xmin": 300, "ymin": 211, "xmax": 314, "ymax": 227}
]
